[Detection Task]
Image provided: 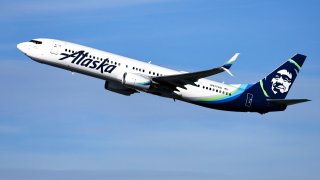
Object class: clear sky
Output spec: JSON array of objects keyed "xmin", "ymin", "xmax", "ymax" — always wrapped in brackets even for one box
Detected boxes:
[{"xmin": 0, "ymin": 0, "xmax": 319, "ymax": 179}]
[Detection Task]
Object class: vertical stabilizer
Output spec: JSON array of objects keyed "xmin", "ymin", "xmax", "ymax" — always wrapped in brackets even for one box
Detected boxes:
[{"xmin": 257, "ymin": 54, "xmax": 306, "ymax": 99}]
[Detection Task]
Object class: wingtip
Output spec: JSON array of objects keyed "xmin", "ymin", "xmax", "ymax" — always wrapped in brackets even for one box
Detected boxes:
[
  {"xmin": 227, "ymin": 53, "xmax": 240, "ymax": 64},
  {"xmin": 221, "ymin": 67, "xmax": 234, "ymax": 77},
  {"xmin": 224, "ymin": 53, "xmax": 240, "ymax": 69}
]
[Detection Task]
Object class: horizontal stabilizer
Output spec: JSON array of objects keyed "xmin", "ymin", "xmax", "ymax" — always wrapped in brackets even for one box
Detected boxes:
[{"xmin": 267, "ymin": 99, "xmax": 311, "ymax": 106}]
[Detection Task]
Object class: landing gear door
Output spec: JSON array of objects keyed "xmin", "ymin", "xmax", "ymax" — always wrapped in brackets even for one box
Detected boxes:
[{"xmin": 50, "ymin": 41, "xmax": 61, "ymax": 55}]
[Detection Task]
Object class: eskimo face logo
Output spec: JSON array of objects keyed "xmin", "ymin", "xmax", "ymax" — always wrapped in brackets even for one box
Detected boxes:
[{"xmin": 271, "ymin": 69, "xmax": 292, "ymax": 94}]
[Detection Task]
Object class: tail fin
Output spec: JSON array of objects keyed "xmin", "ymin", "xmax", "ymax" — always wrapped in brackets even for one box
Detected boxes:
[{"xmin": 257, "ymin": 54, "xmax": 306, "ymax": 99}]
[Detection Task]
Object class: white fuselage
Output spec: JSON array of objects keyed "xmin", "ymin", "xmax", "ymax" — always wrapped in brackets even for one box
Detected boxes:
[
  {"xmin": 17, "ymin": 38, "xmax": 240, "ymax": 103},
  {"xmin": 18, "ymin": 38, "xmax": 310, "ymax": 113}
]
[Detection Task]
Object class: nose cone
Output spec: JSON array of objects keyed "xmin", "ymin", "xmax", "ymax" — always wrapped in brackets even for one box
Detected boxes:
[{"xmin": 17, "ymin": 42, "xmax": 29, "ymax": 54}]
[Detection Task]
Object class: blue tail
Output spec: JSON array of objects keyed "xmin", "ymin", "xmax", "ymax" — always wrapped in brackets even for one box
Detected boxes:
[
  {"xmin": 256, "ymin": 54, "xmax": 306, "ymax": 99},
  {"xmin": 191, "ymin": 54, "xmax": 308, "ymax": 113},
  {"xmin": 240, "ymin": 54, "xmax": 308, "ymax": 113}
]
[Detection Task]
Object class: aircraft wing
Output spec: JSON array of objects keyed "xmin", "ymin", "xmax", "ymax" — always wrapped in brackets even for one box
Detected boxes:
[{"xmin": 152, "ymin": 53, "xmax": 239, "ymax": 89}]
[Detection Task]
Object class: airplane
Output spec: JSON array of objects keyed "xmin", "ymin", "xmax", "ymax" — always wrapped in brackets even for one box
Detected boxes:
[{"xmin": 17, "ymin": 38, "xmax": 310, "ymax": 114}]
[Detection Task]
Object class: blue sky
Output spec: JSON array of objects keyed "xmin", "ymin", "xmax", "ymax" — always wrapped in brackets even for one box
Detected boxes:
[{"xmin": 1, "ymin": 0, "xmax": 320, "ymax": 179}]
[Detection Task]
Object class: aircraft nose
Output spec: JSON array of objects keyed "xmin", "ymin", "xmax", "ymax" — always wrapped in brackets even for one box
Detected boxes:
[{"xmin": 17, "ymin": 42, "xmax": 29, "ymax": 54}]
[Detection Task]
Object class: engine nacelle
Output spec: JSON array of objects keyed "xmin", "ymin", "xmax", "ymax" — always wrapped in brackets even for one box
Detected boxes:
[
  {"xmin": 105, "ymin": 81, "xmax": 137, "ymax": 96},
  {"xmin": 122, "ymin": 72, "xmax": 151, "ymax": 91}
]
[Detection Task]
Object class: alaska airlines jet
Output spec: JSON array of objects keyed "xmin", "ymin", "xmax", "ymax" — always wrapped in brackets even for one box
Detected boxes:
[{"xmin": 17, "ymin": 38, "xmax": 310, "ymax": 114}]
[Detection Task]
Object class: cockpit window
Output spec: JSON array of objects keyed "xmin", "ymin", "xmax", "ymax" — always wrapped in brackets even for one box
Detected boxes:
[{"xmin": 29, "ymin": 40, "xmax": 42, "ymax": 44}]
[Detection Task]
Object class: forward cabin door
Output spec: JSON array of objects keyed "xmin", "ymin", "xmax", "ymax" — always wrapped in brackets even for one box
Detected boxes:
[{"xmin": 50, "ymin": 41, "xmax": 61, "ymax": 55}]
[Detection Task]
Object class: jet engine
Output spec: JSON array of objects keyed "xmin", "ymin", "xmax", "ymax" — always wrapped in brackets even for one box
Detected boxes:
[
  {"xmin": 105, "ymin": 81, "xmax": 137, "ymax": 96},
  {"xmin": 122, "ymin": 72, "xmax": 151, "ymax": 91}
]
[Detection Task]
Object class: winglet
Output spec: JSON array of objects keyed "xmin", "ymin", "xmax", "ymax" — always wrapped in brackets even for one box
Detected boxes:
[
  {"xmin": 222, "ymin": 53, "xmax": 239, "ymax": 76},
  {"xmin": 223, "ymin": 53, "xmax": 239, "ymax": 69},
  {"xmin": 221, "ymin": 67, "xmax": 234, "ymax": 77}
]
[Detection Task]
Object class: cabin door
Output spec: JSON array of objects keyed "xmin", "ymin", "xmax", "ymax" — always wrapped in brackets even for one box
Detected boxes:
[{"xmin": 50, "ymin": 41, "xmax": 61, "ymax": 55}]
